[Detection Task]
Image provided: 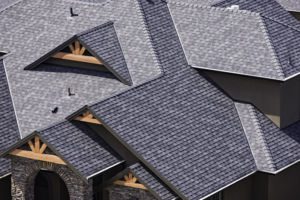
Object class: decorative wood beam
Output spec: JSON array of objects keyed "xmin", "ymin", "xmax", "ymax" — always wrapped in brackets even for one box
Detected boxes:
[
  {"xmin": 10, "ymin": 149, "xmax": 66, "ymax": 165},
  {"xmin": 114, "ymin": 172, "xmax": 147, "ymax": 190},
  {"xmin": 52, "ymin": 52, "xmax": 102, "ymax": 65},
  {"xmin": 39, "ymin": 144, "xmax": 47, "ymax": 154},
  {"xmin": 69, "ymin": 44, "xmax": 75, "ymax": 54},
  {"xmin": 114, "ymin": 180, "xmax": 147, "ymax": 190},
  {"xmin": 79, "ymin": 47, "xmax": 86, "ymax": 55},
  {"xmin": 75, "ymin": 41, "xmax": 80, "ymax": 55},
  {"xmin": 34, "ymin": 136, "xmax": 40, "ymax": 153},
  {"xmin": 75, "ymin": 112, "xmax": 101, "ymax": 125},
  {"xmin": 28, "ymin": 140, "xmax": 35, "ymax": 152}
]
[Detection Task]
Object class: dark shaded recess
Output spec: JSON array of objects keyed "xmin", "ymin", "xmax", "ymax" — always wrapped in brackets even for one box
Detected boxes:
[
  {"xmin": 33, "ymin": 63, "xmax": 116, "ymax": 80},
  {"xmin": 34, "ymin": 171, "xmax": 70, "ymax": 200}
]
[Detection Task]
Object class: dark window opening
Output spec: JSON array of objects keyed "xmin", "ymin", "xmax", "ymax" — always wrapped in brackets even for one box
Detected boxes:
[{"xmin": 34, "ymin": 171, "xmax": 69, "ymax": 200}]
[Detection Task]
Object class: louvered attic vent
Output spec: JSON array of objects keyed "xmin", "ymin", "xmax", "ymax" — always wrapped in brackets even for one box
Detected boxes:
[{"xmin": 24, "ymin": 22, "xmax": 132, "ymax": 85}]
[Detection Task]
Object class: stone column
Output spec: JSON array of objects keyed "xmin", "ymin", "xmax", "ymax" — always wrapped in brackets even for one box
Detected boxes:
[{"xmin": 10, "ymin": 157, "xmax": 93, "ymax": 200}]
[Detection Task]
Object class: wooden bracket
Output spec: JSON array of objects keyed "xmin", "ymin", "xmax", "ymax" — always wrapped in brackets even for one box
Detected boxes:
[
  {"xmin": 75, "ymin": 111, "xmax": 101, "ymax": 125},
  {"xmin": 114, "ymin": 173, "xmax": 147, "ymax": 190},
  {"xmin": 9, "ymin": 136, "xmax": 66, "ymax": 165},
  {"xmin": 52, "ymin": 40, "xmax": 102, "ymax": 65}
]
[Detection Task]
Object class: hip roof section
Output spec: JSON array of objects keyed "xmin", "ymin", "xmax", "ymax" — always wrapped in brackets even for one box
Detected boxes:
[
  {"xmin": 0, "ymin": 0, "xmax": 161, "ymax": 136},
  {"xmin": 169, "ymin": 0, "xmax": 300, "ymax": 80}
]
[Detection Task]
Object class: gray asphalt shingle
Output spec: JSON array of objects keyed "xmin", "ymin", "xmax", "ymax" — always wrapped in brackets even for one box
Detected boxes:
[
  {"xmin": 0, "ymin": 0, "xmax": 160, "ymax": 136},
  {"xmin": 38, "ymin": 120, "xmax": 123, "ymax": 178},
  {"xmin": 88, "ymin": 1, "xmax": 257, "ymax": 199},
  {"xmin": 129, "ymin": 163, "xmax": 177, "ymax": 200},
  {"xmin": 78, "ymin": 22, "xmax": 132, "ymax": 85},
  {"xmin": 0, "ymin": 59, "xmax": 20, "ymax": 152},
  {"xmin": 236, "ymin": 103, "xmax": 300, "ymax": 172}
]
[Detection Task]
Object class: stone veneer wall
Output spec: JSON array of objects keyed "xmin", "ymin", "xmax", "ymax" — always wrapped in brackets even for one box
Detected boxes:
[
  {"xmin": 107, "ymin": 185, "xmax": 157, "ymax": 200},
  {"xmin": 10, "ymin": 157, "xmax": 93, "ymax": 200}
]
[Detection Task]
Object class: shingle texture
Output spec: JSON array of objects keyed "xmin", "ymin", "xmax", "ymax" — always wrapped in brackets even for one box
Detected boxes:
[
  {"xmin": 0, "ymin": 158, "xmax": 11, "ymax": 177},
  {"xmin": 169, "ymin": 1, "xmax": 285, "ymax": 80},
  {"xmin": 0, "ymin": 60, "xmax": 20, "ymax": 152},
  {"xmin": 129, "ymin": 163, "xmax": 177, "ymax": 200},
  {"xmin": 89, "ymin": 1, "xmax": 256, "ymax": 199},
  {"xmin": 0, "ymin": 0, "xmax": 19, "ymax": 11},
  {"xmin": 214, "ymin": 0, "xmax": 300, "ymax": 78},
  {"xmin": 0, "ymin": 0, "xmax": 160, "ymax": 136},
  {"xmin": 276, "ymin": 0, "xmax": 300, "ymax": 12},
  {"xmin": 236, "ymin": 103, "xmax": 300, "ymax": 172},
  {"xmin": 38, "ymin": 120, "xmax": 123, "ymax": 178},
  {"xmin": 78, "ymin": 22, "xmax": 132, "ymax": 85}
]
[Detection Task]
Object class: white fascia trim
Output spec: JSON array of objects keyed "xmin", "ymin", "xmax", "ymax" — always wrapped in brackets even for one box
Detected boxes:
[
  {"xmin": 3, "ymin": 59, "xmax": 22, "ymax": 139},
  {"xmin": 259, "ymin": 159, "xmax": 300, "ymax": 175},
  {"xmin": 192, "ymin": 65, "xmax": 300, "ymax": 82},
  {"xmin": 198, "ymin": 171, "xmax": 256, "ymax": 200},
  {"xmin": 86, "ymin": 161, "xmax": 125, "ymax": 180},
  {"xmin": 0, "ymin": 173, "xmax": 11, "ymax": 179}
]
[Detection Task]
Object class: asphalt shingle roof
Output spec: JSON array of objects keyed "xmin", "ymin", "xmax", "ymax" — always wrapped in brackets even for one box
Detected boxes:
[
  {"xmin": 129, "ymin": 163, "xmax": 177, "ymax": 200},
  {"xmin": 0, "ymin": 0, "xmax": 160, "ymax": 136},
  {"xmin": 236, "ymin": 103, "xmax": 300, "ymax": 173},
  {"xmin": 0, "ymin": 158, "xmax": 11, "ymax": 177},
  {"xmin": 37, "ymin": 120, "xmax": 123, "ymax": 178},
  {"xmin": 169, "ymin": 0, "xmax": 300, "ymax": 80},
  {"xmin": 78, "ymin": 22, "xmax": 132, "ymax": 85},
  {"xmin": 275, "ymin": 0, "xmax": 300, "ymax": 12},
  {"xmin": 87, "ymin": 0, "xmax": 257, "ymax": 199},
  {"xmin": 0, "ymin": 59, "xmax": 20, "ymax": 152},
  {"xmin": 214, "ymin": 0, "xmax": 300, "ymax": 78}
]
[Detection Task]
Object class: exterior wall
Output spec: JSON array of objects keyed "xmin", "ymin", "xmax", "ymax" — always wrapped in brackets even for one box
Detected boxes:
[
  {"xmin": 10, "ymin": 157, "xmax": 93, "ymax": 200},
  {"xmin": 223, "ymin": 175, "xmax": 253, "ymax": 200},
  {"xmin": 280, "ymin": 75, "xmax": 300, "ymax": 127},
  {"xmin": 268, "ymin": 162, "xmax": 300, "ymax": 200},
  {"xmin": 204, "ymin": 70, "xmax": 281, "ymax": 125},
  {"xmin": 106, "ymin": 185, "xmax": 157, "ymax": 200},
  {"xmin": 0, "ymin": 175, "xmax": 12, "ymax": 200}
]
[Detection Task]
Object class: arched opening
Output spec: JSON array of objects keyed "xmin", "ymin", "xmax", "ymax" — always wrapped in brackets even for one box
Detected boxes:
[{"xmin": 34, "ymin": 170, "xmax": 70, "ymax": 200}]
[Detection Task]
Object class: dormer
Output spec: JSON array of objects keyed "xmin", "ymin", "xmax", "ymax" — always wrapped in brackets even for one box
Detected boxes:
[{"xmin": 24, "ymin": 22, "xmax": 132, "ymax": 85}]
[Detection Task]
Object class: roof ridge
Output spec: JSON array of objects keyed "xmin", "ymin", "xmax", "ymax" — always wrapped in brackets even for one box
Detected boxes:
[
  {"xmin": 76, "ymin": 21, "xmax": 114, "ymax": 37},
  {"xmin": 0, "ymin": 0, "xmax": 22, "ymax": 13},
  {"xmin": 169, "ymin": 0, "xmax": 260, "ymax": 17},
  {"xmin": 248, "ymin": 105, "xmax": 276, "ymax": 171},
  {"xmin": 258, "ymin": 15, "xmax": 285, "ymax": 79},
  {"xmin": 135, "ymin": 0, "xmax": 164, "ymax": 75},
  {"xmin": 261, "ymin": 14, "xmax": 300, "ymax": 33}
]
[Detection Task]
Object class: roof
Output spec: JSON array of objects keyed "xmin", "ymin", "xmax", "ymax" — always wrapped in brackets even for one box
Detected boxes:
[
  {"xmin": 0, "ymin": 0, "xmax": 19, "ymax": 11},
  {"xmin": 3, "ymin": 120, "xmax": 124, "ymax": 180},
  {"xmin": 85, "ymin": 0, "xmax": 257, "ymax": 199},
  {"xmin": 168, "ymin": 0, "xmax": 300, "ymax": 80},
  {"xmin": 0, "ymin": 59, "xmax": 20, "ymax": 152},
  {"xmin": 236, "ymin": 102, "xmax": 300, "ymax": 173},
  {"xmin": 275, "ymin": 0, "xmax": 300, "ymax": 12},
  {"xmin": 25, "ymin": 21, "xmax": 133, "ymax": 85},
  {"xmin": 129, "ymin": 163, "xmax": 178, "ymax": 200},
  {"xmin": 0, "ymin": 158, "xmax": 11, "ymax": 177},
  {"xmin": 0, "ymin": 0, "xmax": 161, "ymax": 136}
]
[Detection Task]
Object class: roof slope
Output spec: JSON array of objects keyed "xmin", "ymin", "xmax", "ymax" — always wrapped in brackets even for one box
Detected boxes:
[
  {"xmin": 236, "ymin": 103, "xmax": 300, "ymax": 173},
  {"xmin": 0, "ymin": 0, "xmax": 161, "ymax": 136},
  {"xmin": 274, "ymin": 0, "xmax": 300, "ymax": 12},
  {"xmin": 87, "ymin": 0, "xmax": 256, "ymax": 199},
  {"xmin": 0, "ymin": 59, "xmax": 20, "ymax": 152},
  {"xmin": 214, "ymin": 0, "xmax": 300, "ymax": 78},
  {"xmin": 129, "ymin": 163, "xmax": 178, "ymax": 200},
  {"xmin": 169, "ymin": 0, "xmax": 300, "ymax": 80},
  {"xmin": 38, "ymin": 120, "xmax": 123, "ymax": 178},
  {"xmin": 78, "ymin": 22, "xmax": 132, "ymax": 85}
]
